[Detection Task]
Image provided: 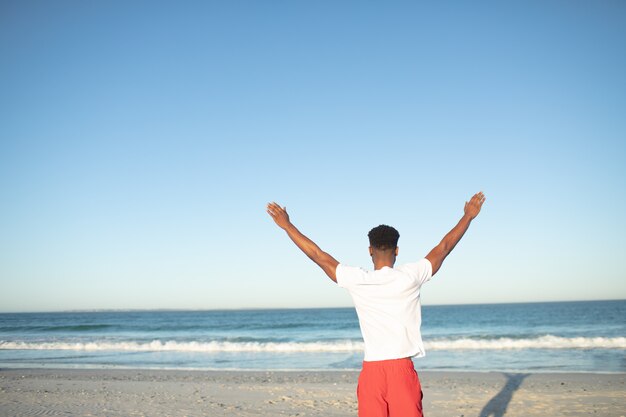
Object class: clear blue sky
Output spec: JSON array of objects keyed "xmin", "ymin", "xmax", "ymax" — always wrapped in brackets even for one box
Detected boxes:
[{"xmin": 1, "ymin": 1, "xmax": 625, "ymax": 312}]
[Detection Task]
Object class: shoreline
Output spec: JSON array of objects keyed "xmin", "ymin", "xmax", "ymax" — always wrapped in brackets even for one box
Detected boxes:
[
  {"xmin": 1, "ymin": 368, "xmax": 624, "ymax": 417},
  {"xmin": 2, "ymin": 364, "xmax": 626, "ymax": 374}
]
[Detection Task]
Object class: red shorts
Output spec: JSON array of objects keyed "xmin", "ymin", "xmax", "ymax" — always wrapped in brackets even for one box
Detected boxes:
[{"xmin": 357, "ymin": 357, "xmax": 423, "ymax": 417}]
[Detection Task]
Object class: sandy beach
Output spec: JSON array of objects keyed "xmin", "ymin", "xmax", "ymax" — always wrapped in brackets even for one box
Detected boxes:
[{"xmin": 1, "ymin": 368, "xmax": 624, "ymax": 417}]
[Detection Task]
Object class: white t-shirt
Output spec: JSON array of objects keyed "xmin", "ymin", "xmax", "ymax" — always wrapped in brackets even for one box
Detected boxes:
[{"xmin": 336, "ymin": 259, "xmax": 432, "ymax": 362}]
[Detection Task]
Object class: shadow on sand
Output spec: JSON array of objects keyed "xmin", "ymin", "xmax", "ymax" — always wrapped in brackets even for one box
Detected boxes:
[{"xmin": 479, "ymin": 373, "xmax": 529, "ymax": 417}]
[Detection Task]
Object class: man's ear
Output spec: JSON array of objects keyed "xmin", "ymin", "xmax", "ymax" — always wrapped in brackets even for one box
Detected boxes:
[
  {"xmin": 395, "ymin": 247, "xmax": 399, "ymax": 256},
  {"xmin": 369, "ymin": 246, "xmax": 373, "ymax": 256}
]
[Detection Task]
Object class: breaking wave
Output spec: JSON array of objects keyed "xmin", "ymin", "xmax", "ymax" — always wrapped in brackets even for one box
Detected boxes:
[
  {"xmin": 0, "ymin": 340, "xmax": 363, "ymax": 352},
  {"xmin": 426, "ymin": 335, "xmax": 626, "ymax": 350},
  {"xmin": 1, "ymin": 335, "xmax": 625, "ymax": 352}
]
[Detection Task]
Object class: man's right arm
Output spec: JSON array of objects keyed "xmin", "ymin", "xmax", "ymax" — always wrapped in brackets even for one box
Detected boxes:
[{"xmin": 425, "ymin": 192, "xmax": 485, "ymax": 276}]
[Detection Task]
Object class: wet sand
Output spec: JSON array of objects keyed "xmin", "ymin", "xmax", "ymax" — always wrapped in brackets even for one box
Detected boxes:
[{"xmin": 1, "ymin": 368, "xmax": 624, "ymax": 416}]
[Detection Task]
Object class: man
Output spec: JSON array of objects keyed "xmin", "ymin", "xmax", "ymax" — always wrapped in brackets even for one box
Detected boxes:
[{"xmin": 266, "ymin": 191, "xmax": 486, "ymax": 417}]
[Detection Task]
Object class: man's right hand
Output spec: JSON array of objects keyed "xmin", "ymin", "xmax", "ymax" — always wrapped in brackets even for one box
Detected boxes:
[
  {"xmin": 464, "ymin": 191, "xmax": 486, "ymax": 219},
  {"xmin": 426, "ymin": 191, "xmax": 486, "ymax": 276}
]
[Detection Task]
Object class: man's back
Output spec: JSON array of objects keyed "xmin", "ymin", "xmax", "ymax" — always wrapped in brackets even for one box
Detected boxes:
[{"xmin": 336, "ymin": 259, "xmax": 432, "ymax": 361}]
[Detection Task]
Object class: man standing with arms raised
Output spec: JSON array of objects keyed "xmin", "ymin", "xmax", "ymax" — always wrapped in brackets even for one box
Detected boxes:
[{"xmin": 267, "ymin": 192, "xmax": 486, "ymax": 417}]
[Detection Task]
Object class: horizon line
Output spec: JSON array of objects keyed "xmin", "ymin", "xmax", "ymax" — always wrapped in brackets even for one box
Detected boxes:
[{"xmin": 1, "ymin": 298, "xmax": 624, "ymax": 314}]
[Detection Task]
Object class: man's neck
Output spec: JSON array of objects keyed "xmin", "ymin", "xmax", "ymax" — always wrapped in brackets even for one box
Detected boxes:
[{"xmin": 373, "ymin": 259, "xmax": 395, "ymax": 270}]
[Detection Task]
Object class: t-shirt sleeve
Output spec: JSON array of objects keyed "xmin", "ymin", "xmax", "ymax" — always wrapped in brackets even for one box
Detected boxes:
[
  {"xmin": 400, "ymin": 259, "xmax": 433, "ymax": 288},
  {"xmin": 336, "ymin": 264, "xmax": 368, "ymax": 289}
]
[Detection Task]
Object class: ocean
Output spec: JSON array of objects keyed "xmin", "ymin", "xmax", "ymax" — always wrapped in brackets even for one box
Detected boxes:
[{"xmin": 0, "ymin": 300, "xmax": 624, "ymax": 373}]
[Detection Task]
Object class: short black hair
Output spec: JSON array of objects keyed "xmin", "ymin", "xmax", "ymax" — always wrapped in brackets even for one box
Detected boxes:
[{"xmin": 368, "ymin": 225, "xmax": 399, "ymax": 250}]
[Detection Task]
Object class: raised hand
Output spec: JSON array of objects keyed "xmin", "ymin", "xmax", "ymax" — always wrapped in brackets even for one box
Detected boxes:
[
  {"xmin": 266, "ymin": 201, "xmax": 339, "ymax": 281},
  {"xmin": 464, "ymin": 191, "xmax": 486, "ymax": 219},
  {"xmin": 267, "ymin": 202, "xmax": 291, "ymax": 230}
]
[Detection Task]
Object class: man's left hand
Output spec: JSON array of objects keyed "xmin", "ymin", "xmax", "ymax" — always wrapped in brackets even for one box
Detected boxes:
[{"xmin": 267, "ymin": 202, "xmax": 291, "ymax": 230}]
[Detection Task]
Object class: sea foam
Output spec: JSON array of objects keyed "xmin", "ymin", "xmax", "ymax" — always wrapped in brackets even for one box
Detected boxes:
[{"xmin": 1, "ymin": 335, "xmax": 625, "ymax": 352}]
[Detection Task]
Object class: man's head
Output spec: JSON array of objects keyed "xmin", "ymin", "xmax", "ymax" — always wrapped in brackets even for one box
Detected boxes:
[
  {"xmin": 368, "ymin": 225, "xmax": 399, "ymax": 267},
  {"xmin": 368, "ymin": 225, "xmax": 399, "ymax": 250}
]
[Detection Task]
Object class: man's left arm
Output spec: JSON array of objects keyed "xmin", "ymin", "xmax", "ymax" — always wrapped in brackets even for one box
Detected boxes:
[{"xmin": 267, "ymin": 202, "xmax": 339, "ymax": 282}]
